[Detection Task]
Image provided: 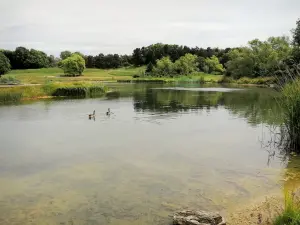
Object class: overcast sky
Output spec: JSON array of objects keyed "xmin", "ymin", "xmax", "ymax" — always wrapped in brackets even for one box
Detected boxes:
[{"xmin": 0, "ymin": 0, "xmax": 299, "ymax": 56}]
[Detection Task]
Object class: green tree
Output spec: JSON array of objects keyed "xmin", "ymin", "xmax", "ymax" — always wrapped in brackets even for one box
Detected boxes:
[
  {"xmin": 60, "ymin": 53, "xmax": 85, "ymax": 76},
  {"xmin": 60, "ymin": 51, "xmax": 72, "ymax": 60},
  {"xmin": 292, "ymin": 18, "xmax": 300, "ymax": 47},
  {"xmin": 291, "ymin": 18, "xmax": 300, "ymax": 65},
  {"xmin": 48, "ymin": 55, "xmax": 60, "ymax": 67},
  {"xmin": 204, "ymin": 55, "xmax": 224, "ymax": 74},
  {"xmin": 0, "ymin": 52, "xmax": 11, "ymax": 76},
  {"xmin": 174, "ymin": 53, "xmax": 198, "ymax": 75},
  {"xmin": 226, "ymin": 48, "xmax": 255, "ymax": 78},
  {"xmin": 146, "ymin": 62, "xmax": 154, "ymax": 73},
  {"xmin": 226, "ymin": 36, "xmax": 291, "ymax": 78},
  {"xmin": 196, "ymin": 56, "xmax": 206, "ymax": 72},
  {"xmin": 152, "ymin": 56, "xmax": 174, "ymax": 76},
  {"xmin": 14, "ymin": 47, "xmax": 30, "ymax": 69},
  {"xmin": 25, "ymin": 49, "xmax": 50, "ymax": 68}
]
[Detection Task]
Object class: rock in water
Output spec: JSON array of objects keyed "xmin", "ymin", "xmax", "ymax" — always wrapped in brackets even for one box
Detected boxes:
[{"xmin": 173, "ymin": 210, "xmax": 226, "ymax": 225}]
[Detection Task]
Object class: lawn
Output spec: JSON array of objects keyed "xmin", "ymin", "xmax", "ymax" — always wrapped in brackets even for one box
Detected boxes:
[
  {"xmin": 6, "ymin": 67, "xmax": 143, "ymax": 84},
  {"xmin": 4, "ymin": 67, "xmax": 223, "ymax": 85}
]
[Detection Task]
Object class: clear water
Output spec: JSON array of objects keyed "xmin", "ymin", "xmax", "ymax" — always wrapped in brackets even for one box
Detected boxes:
[{"xmin": 0, "ymin": 84, "xmax": 293, "ymax": 225}]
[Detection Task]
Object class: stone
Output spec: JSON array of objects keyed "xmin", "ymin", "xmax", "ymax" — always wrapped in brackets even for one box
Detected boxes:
[{"xmin": 173, "ymin": 210, "xmax": 226, "ymax": 225}]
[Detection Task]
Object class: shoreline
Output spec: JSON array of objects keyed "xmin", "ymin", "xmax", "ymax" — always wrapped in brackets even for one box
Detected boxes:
[{"xmin": 227, "ymin": 192, "xmax": 284, "ymax": 225}]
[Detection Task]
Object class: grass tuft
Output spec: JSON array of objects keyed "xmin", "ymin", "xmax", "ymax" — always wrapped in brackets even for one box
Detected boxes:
[{"xmin": 274, "ymin": 192, "xmax": 300, "ymax": 225}]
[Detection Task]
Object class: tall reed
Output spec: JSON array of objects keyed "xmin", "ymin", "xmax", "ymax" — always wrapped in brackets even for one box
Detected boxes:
[{"xmin": 277, "ymin": 65, "xmax": 300, "ymax": 153}]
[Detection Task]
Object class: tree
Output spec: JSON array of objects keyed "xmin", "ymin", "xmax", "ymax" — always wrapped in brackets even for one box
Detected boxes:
[
  {"xmin": 292, "ymin": 18, "xmax": 300, "ymax": 47},
  {"xmin": 204, "ymin": 55, "xmax": 224, "ymax": 74},
  {"xmin": 0, "ymin": 52, "xmax": 11, "ymax": 76},
  {"xmin": 291, "ymin": 18, "xmax": 300, "ymax": 65},
  {"xmin": 174, "ymin": 53, "xmax": 198, "ymax": 75},
  {"xmin": 226, "ymin": 48, "xmax": 255, "ymax": 78},
  {"xmin": 1, "ymin": 50, "xmax": 16, "ymax": 69},
  {"xmin": 60, "ymin": 51, "xmax": 72, "ymax": 60},
  {"xmin": 152, "ymin": 56, "xmax": 174, "ymax": 76},
  {"xmin": 132, "ymin": 48, "xmax": 144, "ymax": 66},
  {"xmin": 196, "ymin": 56, "xmax": 206, "ymax": 72},
  {"xmin": 14, "ymin": 47, "xmax": 30, "ymax": 69},
  {"xmin": 226, "ymin": 36, "xmax": 291, "ymax": 78},
  {"xmin": 85, "ymin": 55, "xmax": 95, "ymax": 68},
  {"xmin": 48, "ymin": 55, "xmax": 60, "ymax": 67},
  {"xmin": 25, "ymin": 49, "xmax": 50, "ymax": 68},
  {"xmin": 60, "ymin": 53, "xmax": 85, "ymax": 76},
  {"xmin": 146, "ymin": 62, "xmax": 154, "ymax": 73}
]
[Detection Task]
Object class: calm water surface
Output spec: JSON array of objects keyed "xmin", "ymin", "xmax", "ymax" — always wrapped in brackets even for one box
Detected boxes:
[{"xmin": 0, "ymin": 83, "xmax": 297, "ymax": 225}]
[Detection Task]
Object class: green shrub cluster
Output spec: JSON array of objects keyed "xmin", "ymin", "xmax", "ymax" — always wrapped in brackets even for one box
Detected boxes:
[{"xmin": 0, "ymin": 76, "xmax": 21, "ymax": 85}]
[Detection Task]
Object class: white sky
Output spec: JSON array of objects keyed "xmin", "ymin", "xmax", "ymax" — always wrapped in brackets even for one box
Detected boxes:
[{"xmin": 0, "ymin": 0, "xmax": 299, "ymax": 56}]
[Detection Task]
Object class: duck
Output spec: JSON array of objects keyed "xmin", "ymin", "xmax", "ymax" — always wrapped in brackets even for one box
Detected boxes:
[
  {"xmin": 89, "ymin": 110, "xmax": 95, "ymax": 119},
  {"xmin": 106, "ymin": 108, "xmax": 111, "ymax": 116}
]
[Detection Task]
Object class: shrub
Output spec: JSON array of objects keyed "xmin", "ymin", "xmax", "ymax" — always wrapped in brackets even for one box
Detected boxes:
[
  {"xmin": 60, "ymin": 54, "xmax": 85, "ymax": 76},
  {"xmin": 52, "ymin": 87, "xmax": 88, "ymax": 97},
  {"xmin": 89, "ymin": 86, "xmax": 106, "ymax": 97},
  {"xmin": 0, "ymin": 52, "xmax": 11, "ymax": 76},
  {"xmin": 0, "ymin": 76, "xmax": 21, "ymax": 85}
]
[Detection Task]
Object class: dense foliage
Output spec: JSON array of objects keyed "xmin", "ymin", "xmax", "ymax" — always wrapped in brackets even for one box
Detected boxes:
[
  {"xmin": 0, "ymin": 52, "xmax": 11, "ymax": 76},
  {"xmin": 0, "ymin": 18, "xmax": 299, "ymax": 80},
  {"xmin": 226, "ymin": 37, "xmax": 292, "ymax": 78},
  {"xmin": 59, "ymin": 54, "xmax": 86, "ymax": 76}
]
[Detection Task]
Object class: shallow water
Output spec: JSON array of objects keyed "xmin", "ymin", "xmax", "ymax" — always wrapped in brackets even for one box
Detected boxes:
[{"xmin": 0, "ymin": 83, "xmax": 295, "ymax": 225}]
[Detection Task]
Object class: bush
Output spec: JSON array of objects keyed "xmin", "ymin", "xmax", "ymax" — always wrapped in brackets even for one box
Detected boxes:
[
  {"xmin": 60, "ymin": 54, "xmax": 85, "ymax": 76},
  {"xmin": 0, "ymin": 52, "xmax": 11, "ymax": 76},
  {"xmin": 52, "ymin": 87, "xmax": 88, "ymax": 97},
  {"xmin": 0, "ymin": 76, "xmax": 21, "ymax": 85},
  {"xmin": 89, "ymin": 86, "xmax": 106, "ymax": 97}
]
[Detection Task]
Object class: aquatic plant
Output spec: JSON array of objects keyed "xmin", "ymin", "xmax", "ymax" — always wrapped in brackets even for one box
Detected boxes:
[
  {"xmin": 279, "ymin": 77, "xmax": 300, "ymax": 153},
  {"xmin": 52, "ymin": 87, "xmax": 88, "ymax": 97},
  {"xmin": 273, "ymin": 191, "xmax": 300, "ymax": 225},
  {"xmin": 0, "ymin": 91, "xmax": 22, "ymax": 103},
  {"xmin": 88, "ymin": 85, "xmax": 107, "ymax": 97}
]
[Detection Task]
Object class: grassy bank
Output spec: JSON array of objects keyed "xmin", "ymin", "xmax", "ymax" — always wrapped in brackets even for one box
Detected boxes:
[
  {"xmin": 0, "ymin": 82, "xmax": 108, "ymax": 103},
  {"xmin": 2, "ymin": 68, "xmax": 276, "ymax": 86},
  {"xmin": 5, "ymin": 67, "xmax": 142, "ymax": 84}
]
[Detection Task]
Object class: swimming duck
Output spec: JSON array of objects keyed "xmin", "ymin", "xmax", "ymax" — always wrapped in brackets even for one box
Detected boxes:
[
  {"xmin": 89, "ymin": 110, "xmax": 95, "ymax": 119},
  {"xmin": 106, "ymin": 108, "xmax": 111, "ymax": 116}
]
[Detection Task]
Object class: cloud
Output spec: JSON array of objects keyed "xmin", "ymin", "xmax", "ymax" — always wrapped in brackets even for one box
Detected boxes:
[{"xmin": 0, "ymin": 0, "xmax": 299, "ymax": 55}]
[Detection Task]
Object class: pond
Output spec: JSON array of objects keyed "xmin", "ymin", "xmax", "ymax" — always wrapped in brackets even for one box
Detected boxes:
[{"xmin": 0, "ymin": 83, "xmax": 297, "ymax": 225}]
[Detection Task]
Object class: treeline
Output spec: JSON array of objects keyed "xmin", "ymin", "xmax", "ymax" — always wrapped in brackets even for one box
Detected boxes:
[
  {"xmin": 0, "ymin": 18, "xmax": 299, "ymax": 78},
  {"xmin": 1, "ymin": 47, "xmax": 59, "ymax": 70},
  {"xmin": 131, "ymin": 44, "xmax": 230, "ymax": 67}
]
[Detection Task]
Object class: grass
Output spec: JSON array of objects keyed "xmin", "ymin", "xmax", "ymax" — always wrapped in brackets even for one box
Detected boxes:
[
  {"xmin": 0, "ymin": 91, "xmax": 23, "ymax": 103},
  {"xmin": 278, "ymin": 77, "xmax": 300, "ymax": 153},
  {"xmin": 273, "ymin": 192, "xmax": 300, "ymax": 225},
  {"xmin": 0, "ymin": 81, "xmax": 108, "ymax": 103},
  {"xmin": 220, "ymin": 76, "xmax": 275, "ymax": 85},
  {"xmin": 3, "ymin": 67, "xmax": 277, "ymax": 86},
  {"xmin": 0, "ymin": 76, "xmax": 21, "ymax": 85},
  {"xmin": 119, "ymin": 72, "xmax": 223, "ymax": 83},
  {"xmin": 5, "ymin": 67, "xmax": 141, "ymax": 84}
]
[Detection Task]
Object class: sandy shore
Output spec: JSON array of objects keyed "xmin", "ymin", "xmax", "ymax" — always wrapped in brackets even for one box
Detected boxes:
[{"xmin": 227, "ymin": 194, "xmax": 284, "ymax": 225}]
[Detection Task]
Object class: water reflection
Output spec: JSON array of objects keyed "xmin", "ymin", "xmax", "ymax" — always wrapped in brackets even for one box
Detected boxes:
[
  {"xmin": 132, "ymin": 86, "xmax": 281, "ymax": 126},
  {"xmin": 0, "ymin": 84, "xmax": 289, "ymax": 225}
]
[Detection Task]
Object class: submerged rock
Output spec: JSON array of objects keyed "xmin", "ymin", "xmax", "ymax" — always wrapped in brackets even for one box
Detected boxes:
[{"xmin": 173, "ymin": 210, "xmax": 226, "ymax": 225}]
